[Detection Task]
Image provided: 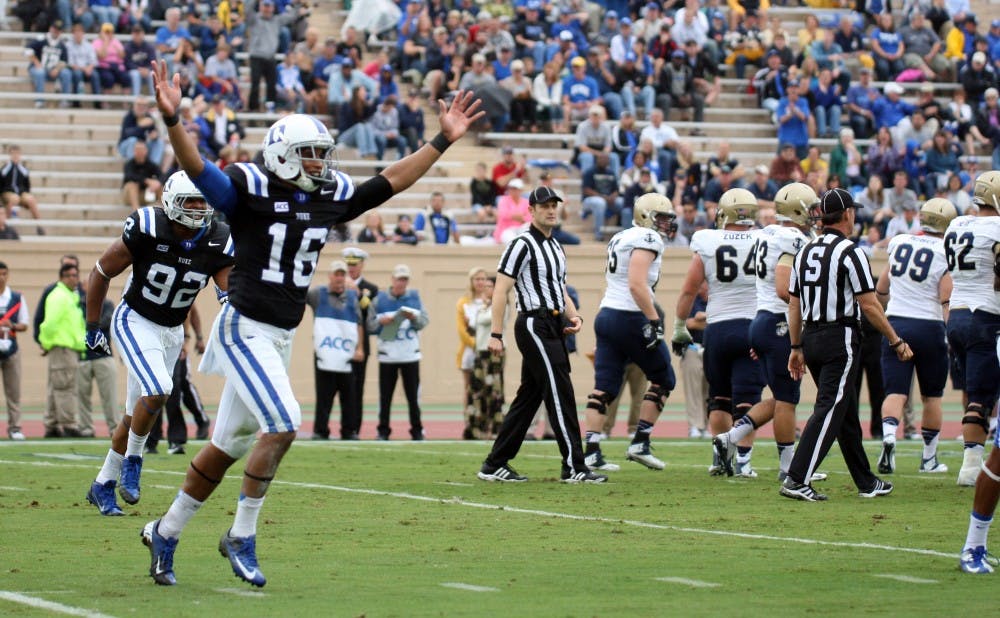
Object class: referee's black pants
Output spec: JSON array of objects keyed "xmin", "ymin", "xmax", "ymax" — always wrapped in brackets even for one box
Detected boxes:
[
  {"xmin": 485, "ymin": 314, "xmax": 587, "ymax": 474},
  {"xmin": 788, "ymin": 324, "xmax": 877, "ymax": 490},
  {"xmin": 314, "ymin": 362, "xmax": 357, "ymax": 439},
  {"xmin": 149, "ymin": 355, "xmax": 208, "ymax": 448}
]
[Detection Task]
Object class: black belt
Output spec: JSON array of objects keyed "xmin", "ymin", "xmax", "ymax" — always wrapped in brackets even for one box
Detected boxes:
[
  {"xmin": 804, "ymin": 318, "xmax": 859, "ymax": 329},
  {"xmin": 522, "ymin": 309, "xmax": 563, "ymax": 318}
]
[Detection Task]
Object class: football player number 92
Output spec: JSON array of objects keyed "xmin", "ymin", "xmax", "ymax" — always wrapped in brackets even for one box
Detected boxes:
[
  {"xmin": 261, "ymin": 223, "xmax": 328, "ymax": 287},
  {"xmin": 142, "ymin": 264, "xmax": 209, "ymax": 309}
]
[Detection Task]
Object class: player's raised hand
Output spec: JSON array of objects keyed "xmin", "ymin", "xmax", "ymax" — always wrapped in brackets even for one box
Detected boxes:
[
  {"xmin": 151, "ymin": 59, "xmax": 182, "ymax": 118},
  {"xmin": 437, "ymin": 90, "xmax": 485, "ymax": 143}
]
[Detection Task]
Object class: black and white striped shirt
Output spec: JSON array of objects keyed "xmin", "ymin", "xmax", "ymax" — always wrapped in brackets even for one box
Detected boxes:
[
  {"xmin": 789, "ymin": 229, "xmax": 875, "ymax": 324},
  {"xmin": 497, "ymin": 225, "xmax": 567, "ymax": 313}
]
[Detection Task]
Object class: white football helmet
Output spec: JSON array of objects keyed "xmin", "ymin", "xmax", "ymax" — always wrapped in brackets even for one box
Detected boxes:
[
  {"xmin": 632, "ymin": 193, "xmax": 677, "ymax": 237},
  {"xmin": 162, "ymin": 171, "xmax": 212, "ymax": 229},
  {"xmin": 717, "ymin": 188, "xmax": 759, "ymax": 228},
  {"xmin": 261, "ymin": 114, "xmax": 338, "ymax": 192}
]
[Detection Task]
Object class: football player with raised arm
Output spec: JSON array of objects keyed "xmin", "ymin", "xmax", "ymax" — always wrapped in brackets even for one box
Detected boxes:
[
  {"xmin": 582, "ymin": 194, "xmax": 678, "ymax": 472},
  {"xmin": 141, "ymin": 60, "xmax": 483, "ymax": 588},
  {"xmin": 672, "ymin": 188, "xmax": 765, "ymax": 477},
  {"xmin": 85, "ymin": 171, "xmax": 233, "ymax": 517},
  {"xmin": 873, "ymin": 198, "xmax": 956, "ymax": 475},
  {"xmin": 712, "ymin": 183, "xmax": 822, "ymax": 482},
  {"xmin": 944, "ymin": 171, "xmax": 1000, "ymax": 486}
]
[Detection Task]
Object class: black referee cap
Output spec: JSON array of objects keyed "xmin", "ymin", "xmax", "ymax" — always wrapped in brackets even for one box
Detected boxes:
[
  {"xmin": 529, "ymin": 186, "xmax": 563, "ymax": 206},
  {"xmin": 818, "ymin": 188, "xmax": 857, "ymax": 215}
]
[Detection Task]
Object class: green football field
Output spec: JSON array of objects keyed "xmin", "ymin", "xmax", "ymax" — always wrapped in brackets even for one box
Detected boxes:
[{"xmin": 0, "ymin": 437, "xmax": 992, "ymax": 617}]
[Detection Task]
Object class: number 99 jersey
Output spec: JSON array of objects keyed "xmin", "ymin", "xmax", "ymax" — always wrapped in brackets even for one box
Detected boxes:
[
  {"xmin": 122, "ymin": 206, "xmax": 235, "ymax": 327},
  {"xmin": 753, "ymin": 224, "xmax": 806, "ymax": 315},
  {"xmin": 944, "ymin": 215, "xmax": 1000, "ymax": 314},
  {"xmin": 885, "ymin": 233, "xmax": 948, "ymax": 320},
  {"xmin": 690, "ymin": 228, "xmax": 759, "ymax": 324},
  {"xmin": 599, "ymin": 226, "xmax": 664, "ymax": 312}
]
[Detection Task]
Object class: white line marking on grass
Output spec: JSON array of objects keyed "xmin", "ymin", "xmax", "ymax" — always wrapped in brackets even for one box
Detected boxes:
[
  {"xmin": 31, "ymin": 453, "xmax": 102, "ymax": 461},
  {"xmin": 434, "ymin": 481, "xmax": 473, "ymax": 487},
  {"xmin": 655, "ymin": 577, "xmax": 721, "ymax": 588},
  {"xmin": 149, "ymin": 484, "xmax": 177, "ymax": 490},
  {"xmin": 0, "ymin": 485, "xmax": 26, "ymax": 491},
  {"xmin": 873, "ymin": 574, "xmax": 939, "ymax": 584},
  {"xmin": 440, "ymin": 583, "xmax": 499, "ymax": 592},
  {"xmin": 0, "ymin": 591, "xmax": 118, "ymax": 618},
  {"xmin": 215, "ymin": 587, "xmax": 267, "ymax": 598}
]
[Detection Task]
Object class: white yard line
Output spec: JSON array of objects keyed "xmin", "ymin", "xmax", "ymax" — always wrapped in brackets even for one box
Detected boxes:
[
  {"xmin": 214, "ymin": 587, "xmax": 267, "ymax": 597},
  {"xmin": 0, "ymin": 591, "xmax": 118, "ymax": 618},
  {"xmin": 654, "ymin": 577, "xmax": 722, "ymax": 588},
  {"xmin": 0, "ymin": 485, "xmax": 26, "ymax": 491},
  {"xmin": 440, "ymin": 582, "xmax": 499, "ymax": 592},
  {"xmin": 873, "ymin": 574, "xmax": 939, "ymax": 584}
]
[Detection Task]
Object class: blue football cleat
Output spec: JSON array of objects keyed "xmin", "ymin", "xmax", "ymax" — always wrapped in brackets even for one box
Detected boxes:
[
  {"xmin": 959, "ymin": 546, "xmax": 998, "ymax": 574},
  {"xmin": 119, "ymin": 455, "xmax": 143, "ymax": 504},
  {"xmin": 219, "ymin": 530, "xmax": 267, "ymax": 587},
  {"xmin": 86, "ymin": 480, "xmax": 124, "ymax": 516},
  {"xmin": 142, "ymin": 520, "xmax": 178, "ymax": 585}
]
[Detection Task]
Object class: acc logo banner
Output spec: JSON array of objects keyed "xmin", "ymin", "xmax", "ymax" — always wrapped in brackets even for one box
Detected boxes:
[{"xmin": 319, "ymin": 336, "xmax": 354, "ymax": 351}]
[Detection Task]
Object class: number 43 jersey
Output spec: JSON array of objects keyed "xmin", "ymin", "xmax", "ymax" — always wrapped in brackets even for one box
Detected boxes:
[
  {"xmin": 885, "ymin": 233, "xmax": 947, "ymax": 321},
  {"xmin": 122, "ymin": 206, "xmax": 235, "ymax": 327},
  {"xmin": 754, "ymin": 224, "xmax": 807, "ymax": 315},
  {"xmin": 690, "ymin": 228, "xmax": 759, "ymax": 324},
  {"xmin": 944, "ymin": 215, "xmax": 1000, "ymax": 314}
]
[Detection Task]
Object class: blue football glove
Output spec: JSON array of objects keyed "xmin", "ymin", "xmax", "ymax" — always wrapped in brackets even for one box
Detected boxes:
[{"xmin": 85, "ymin": 323, "xmax": 110, "ymax": 356}]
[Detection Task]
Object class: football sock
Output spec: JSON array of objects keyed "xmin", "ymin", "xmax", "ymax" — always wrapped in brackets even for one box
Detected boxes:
[
  {"xmin": 125, "ymin": 429, "xmax": 147, "ymax": 458},
  {"xmin": 736, "ymin": 445, "xmax": 753, "ymax": 464},
  {"xmin": 95, "ymin": 449, "xmax": 124, "ymax": 485},
  {"xmin": 777, "ymin": 442, "xmax": 794, "ymax": 474},
  {"xmin": 231, "ymin": 494, "xmax": 265, "ymax": 538},
  {"xmin": 882, "ymin": 417, "xmax": 899, "ymax": 444},
  {"xmin": 631, "ymin": 420, "xmax": 654, "ymax": 444},
  {"xmin": 586, "ymin": 431, "xmax": 601, "ymax": 443},
  {"xmin": 921, "ymin": 428, "xmax": 940, "ymax": 460},
  {"xmin": 964, "ymin": 443, "xmax": 985, "ymax": 455},
  {"xmin": 729, "ymin": 416, "xmax": 755, "ymax": 443},
  {"xmin": 158, "ymin": 491, "xmax": 203, "ymax": 539},
  {"xmin": 964, "ymin": 511, "xmax": 993, "ymax": 551}
]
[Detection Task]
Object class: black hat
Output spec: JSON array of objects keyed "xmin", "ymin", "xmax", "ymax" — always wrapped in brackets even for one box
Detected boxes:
[
  {"xmin": 528, "ymin": 186, "xmax": 563, "ymax": 206},
  {"xmin": 818, "ymin": 188, "xmax": 857, "ymax": 215}
]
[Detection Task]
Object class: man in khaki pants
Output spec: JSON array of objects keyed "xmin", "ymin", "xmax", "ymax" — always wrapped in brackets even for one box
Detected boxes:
[
  {"xmin": 680, "ymin": 285, "xmax": 709, "ymax": 438},
  {"xmin": 0, "ymin": 261, "xmax": 30, "ymax": 440},
  {"xmin": 38, "ymin": 263, "xmax": 86, "ymax": 438},
  {"xmin": 77, "ymin": 298, "xmax": 119, "ymax": 437}
]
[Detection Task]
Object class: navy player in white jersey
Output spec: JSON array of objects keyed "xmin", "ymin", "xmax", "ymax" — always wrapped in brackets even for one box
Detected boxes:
[
  {"xmin": 673, "ymin": 188, "xmax": 764, "ymax": 477},
  {"xmin": 141, "ymin": 60, "xmax": 483, "ymax": 587},
  {"xmin": 713, "ymin": 183, "xmax": 819, "ymax": 481},
  {"xmin": 582, "ymin": 194, "xmax": 678, "ymax": 472},
  {"xmin": 874, "ymin": 198, "xmax": 956, "ymax": 475},
  {"xmin": 944, "ymin": 171, "xmax": 1000, "ymax": 486},
  {"xmin": 85, "ymin": 172, "xmax": 234, "ymax": 517}
]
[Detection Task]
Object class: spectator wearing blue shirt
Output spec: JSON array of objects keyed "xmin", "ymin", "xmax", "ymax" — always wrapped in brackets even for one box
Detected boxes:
[
  {"xmin": 810, "ymin": 69, "xmax": 842, "ymax": 138},
  {"xmin": 562, "ymin": 56, "xmax": 601, "ymax": 125},
  {"xmin": 493, "ymin": 46, "xmax": 515, "ymax": 81},
  {"xmin": 810, "ymin": 30, "xmax": 850, "ymax": 94},
  {"xmin": 377, "ymin": 64, "xmax": 399, "ymax": 103},
  {"xmin": 872, "ymin": 81, "xmax": 917, "ymax": 131},
  {"xmin": 845, "ymin": 67, "xmax": 879, "ymax": 139},
  {"xmin": 397, "ymin": 1, "xmax": 422, "ymax": 53},
  {"xmin": 776, "ymin": 82, "xmax": 811, "ymax": 158},
  {"xmin": 89, "ymin": 0, "xmax": 121, "ymax": 33},
  {"xmin": 547, "ymin": 18, "xmax": 586, "ymax": 63},
  {"xmin": 585, "ymin": 47, "xmax": 623, "ymax": 120},
  {"xmin": 513, "ymin": 1, "xmax": 548, "ymax": 69},
  {"xmin": 414, "ymin": 192, "xmax": 459, "ymax": 244},
  {"xmin": 871, "ymin": 13, "xmax": 906, "ymax": 81},
  {"xmin": 155, "ymin": 7, "xmax": 192, "ymax": 74},
  {"xmin": 326, "ymin": 58, "xmax": 377, "ymax": 118}
]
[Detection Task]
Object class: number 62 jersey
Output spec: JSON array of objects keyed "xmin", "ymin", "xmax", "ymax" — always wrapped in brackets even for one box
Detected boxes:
[
  {"xmin": 122, "ymin": 206, "xmax": 235, "ymax": 327},
  {"xmin": 944, "ymin": 214, "xmax": 1000, "ymax": 315}
]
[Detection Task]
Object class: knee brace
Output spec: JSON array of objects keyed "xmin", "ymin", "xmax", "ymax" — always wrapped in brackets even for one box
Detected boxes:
[
  {"xmin": 642, "ymin": 383, "xmax": 670, "ymax": 412},
  {"xmin": 587, "ymin": 392, "xmax": 614, "ymax": 415},
  {"xmin": 963, "ymin": 404, "xmax": 991, "ymax": 433},
  {"xmin": 734, "ymin": 404, "xmax": 752, "ymax": 421},
  {"xmin": 708, "ymin": 397, "xmax": 732, "ymax": 415}
]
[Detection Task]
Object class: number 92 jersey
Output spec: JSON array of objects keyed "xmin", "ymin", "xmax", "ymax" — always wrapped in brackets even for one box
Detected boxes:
[
  {"xmin": 599, "ymin": 226, "xmax": 664, "ymax": 312},
  {"xmin": 122, "ymin": 206, "xmax": 235, "ymax": 327},
  {"xmin": 885, "ymin": 233, "xmax": 947, "ymax": 320},
  {"xmin": 690, "ymin": 228, "xmax": 759, "ymax": 324},
  {"xmin": 944, "ymin": 215, "xmax": 1000, "ymax": 314},
  {"xmin": 754, "ymin": 225, "xmax": 807, "ymax": 315}
]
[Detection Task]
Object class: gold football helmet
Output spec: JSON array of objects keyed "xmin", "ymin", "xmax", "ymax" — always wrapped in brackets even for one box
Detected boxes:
[
  {"xmin": 717, "ymin": 188, "xmax": 759, "ymax": 228},
  {"xmin": 919, "ymin": 198, "xmax": 958, "ymax": 234}
]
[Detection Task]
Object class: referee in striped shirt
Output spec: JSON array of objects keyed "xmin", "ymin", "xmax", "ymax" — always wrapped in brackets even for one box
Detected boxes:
[
  {"xmin": 477, "ymin": 185, "xmax": 607, "ymax": 484},
  {"xmin": 781, "ymin": 188, "xmax": 912, "ymax": 501}
]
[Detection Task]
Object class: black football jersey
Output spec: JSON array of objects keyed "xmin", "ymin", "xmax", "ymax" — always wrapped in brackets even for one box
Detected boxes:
[
  {"xmin": 223, "ymin": 162, "xmax": 381, "ymax": 329},
  {"xmin": 121, "ymin": 207, "xmax": 235, "ymax": 327}
]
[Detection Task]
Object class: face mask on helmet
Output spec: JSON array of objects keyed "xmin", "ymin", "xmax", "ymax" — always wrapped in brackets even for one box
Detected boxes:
[
  {"xmin": 162, "ymin": 172, "xmax": 213, "ymax": 229},
  {"xmin": 651, "ymin": 212, "xmax": 678, "ymax": 237},
  {"xmin": 262, "ymin": 115, "xmax": 339, "ymax": 192}
]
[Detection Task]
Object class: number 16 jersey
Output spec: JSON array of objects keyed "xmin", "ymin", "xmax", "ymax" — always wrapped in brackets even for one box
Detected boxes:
[
  {"xmin": 690, "ymin": 228, "xmax": 759, "ymax": 324},
  {"xmin": 122, "ymin": 206, "xmax": 235, "ymax": 327}
]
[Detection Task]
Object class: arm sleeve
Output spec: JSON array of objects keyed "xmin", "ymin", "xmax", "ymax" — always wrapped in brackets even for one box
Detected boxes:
[
  {"xmin": 192, "ymin": 159, "xmax": 239, "ymax": 216},
  {"xmin": 342, "ymin": 174, "xmax": 394, "ymax": 222}
]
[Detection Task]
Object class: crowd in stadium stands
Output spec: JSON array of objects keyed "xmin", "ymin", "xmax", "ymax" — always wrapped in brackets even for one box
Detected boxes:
[{"xmin": 9, "ymin": 0, "xmax": 1000, "ymax": 245}]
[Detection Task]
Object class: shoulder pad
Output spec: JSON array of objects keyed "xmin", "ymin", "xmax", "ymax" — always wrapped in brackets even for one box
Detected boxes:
[
  {"xmin": 127, "ymin": 207, "xmax": 162, "ymax": 238},
  {"xmin": 231, "ymin": 162, "xmax": 271, "ymax": 198},
  {"xmin": 326, "ymin": 171, "xmax": 356, "ymax": 202}
]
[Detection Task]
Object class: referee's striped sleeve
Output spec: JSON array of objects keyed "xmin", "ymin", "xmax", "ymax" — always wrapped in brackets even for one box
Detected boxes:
[
  {"xmin": 788, "ymin": 250, "xmax": 802, "ymax": 297},
  {"xmin": 498, "ymin": 237, "xmax": 527, "ymax": 278},
  {"xmin": 845, "ymin": 246, "xmax": 876, "ymax": 294}
]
